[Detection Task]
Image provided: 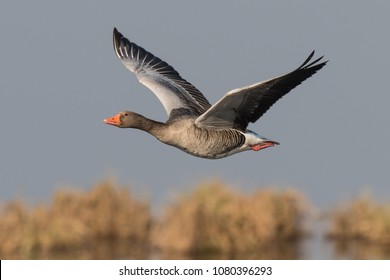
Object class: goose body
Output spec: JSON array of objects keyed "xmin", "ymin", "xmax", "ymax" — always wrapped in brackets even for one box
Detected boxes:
[{"xmin": 104, "ymin": 28, "xmax": 327, "ymax": 159}]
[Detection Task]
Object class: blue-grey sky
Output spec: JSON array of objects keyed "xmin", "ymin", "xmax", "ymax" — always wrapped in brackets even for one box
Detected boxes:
[{"xmin": 1, "ymin": 1, "xmax": 389, "ymax": 210}]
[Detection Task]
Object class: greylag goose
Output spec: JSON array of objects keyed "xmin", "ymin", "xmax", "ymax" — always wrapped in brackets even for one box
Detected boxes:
[{"xmin": 104, "ymin": 28, "xmax": 327, "ymax": 159}]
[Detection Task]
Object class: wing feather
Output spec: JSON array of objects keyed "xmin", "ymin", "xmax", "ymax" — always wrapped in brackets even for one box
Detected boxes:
[
  {"xmin": 195, "ymin": 51, "xmax": 327, "ymax": 131},
  {"xmin": 113, "ymin": 28, "xmax": 211, "ymax": 118}
]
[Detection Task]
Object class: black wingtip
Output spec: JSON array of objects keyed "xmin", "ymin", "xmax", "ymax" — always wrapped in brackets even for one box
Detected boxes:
[
  {"xmin": 308, "ymin": 50, "xmax": 315, "ymax": 60},
  {"xmin": 296, "ymin": 50, "xmax": 315, "ymax": 69},
  {"xmin": 113, "ymin": 27, "xmax": 124, "ymax": 40},
  {"xmin": 113, "ymin": 27, "xmax": 120, "ymax": 40},
  {"xmin": 113, "ymin": 27, "xmax": 123, "ymax": 56},
  {"xmin": 295, "ymin": 50, "xmax": 328, "ymax": 71}
]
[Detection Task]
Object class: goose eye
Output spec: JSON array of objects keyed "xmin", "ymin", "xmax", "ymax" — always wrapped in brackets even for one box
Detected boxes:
[{"xmin": 124, "ymin": 113, "xmax": 128, "ymax": 116}]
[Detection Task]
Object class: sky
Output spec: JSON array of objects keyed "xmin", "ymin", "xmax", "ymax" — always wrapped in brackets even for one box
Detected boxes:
[{"xmin": 1, "ymin": 1, "xmax": 389, "ymax": 211}]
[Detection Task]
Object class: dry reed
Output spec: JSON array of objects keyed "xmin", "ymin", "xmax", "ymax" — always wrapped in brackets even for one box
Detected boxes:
[
  {"xmin": 0, "ymin": 179, "xmax": 309, "ymax": 259},
  {"xmin": 0, "ymin": 180, "xmax": 151, "ymax": 258},
  {"xmin": 153, "ymin": 180, "xmax": 307, "ymax": 256},
  {"xmin": 327, "ymin": 195, "xmax": 390, "ymax": 245}
]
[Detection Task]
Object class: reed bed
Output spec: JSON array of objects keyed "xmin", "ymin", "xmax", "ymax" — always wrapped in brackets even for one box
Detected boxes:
[
  {"xmin": 0, "ymin": 179, "xmax": 308, "ymax": 259},
  {"xmin": 153, "ymin": 181, "xmax": 307, "ymax": 256},
  {"xmin": 8, "ymin": 180, "xmax": 390, "ymax": 259},
  {"xmin": 327, "ymin": 195, "xmax": 390, "ymax": 245},
  {"xmin": 0, "ymin": 180, "xmax": 151, "ymax": 259}
]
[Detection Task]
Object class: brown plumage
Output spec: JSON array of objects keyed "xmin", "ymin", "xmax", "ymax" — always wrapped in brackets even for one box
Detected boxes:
[{"xmin": 104, "ymin": 28, "xmax": 327, "ymax": 159}]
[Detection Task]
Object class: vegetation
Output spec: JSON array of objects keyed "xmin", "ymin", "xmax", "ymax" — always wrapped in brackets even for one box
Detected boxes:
[
  {"xmin": 1, "ymin": 180, "xmax": 390, "ymax": 259},
  {"xmin": 325, "ymin": 195, "xmax": 390, "ymax": 259},
  {"xmin": 153, "ymin": 180, "xmax": 307, "ymax": 258},
  {"xmin": 0, "ymin": 180, "xmax": 151, "ymax": 259},
  {"xmin": 327, "ymin": 195, "xmax": 390, "ymax": 244}
]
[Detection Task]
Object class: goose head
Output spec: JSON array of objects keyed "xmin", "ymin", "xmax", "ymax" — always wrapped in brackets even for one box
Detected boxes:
[{"xmin": 103, "ymin": 111, "xmax": 144, "ymax": 128}]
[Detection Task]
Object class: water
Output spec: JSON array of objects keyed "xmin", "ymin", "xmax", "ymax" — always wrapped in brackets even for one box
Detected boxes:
[{"xmin": 5, "ymin": 231, "xmax": 390, "ymax": 260}]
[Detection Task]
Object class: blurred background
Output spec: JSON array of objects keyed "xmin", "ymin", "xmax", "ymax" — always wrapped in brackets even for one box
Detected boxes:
[{"xmin": 1, "ymin": 1, "xmax": 390, "ymax": 259}]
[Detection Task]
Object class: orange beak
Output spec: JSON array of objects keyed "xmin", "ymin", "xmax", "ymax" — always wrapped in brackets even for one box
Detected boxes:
[{"xmin": 103, "ymin": 113, "xmax": 121, "ymax": 127}]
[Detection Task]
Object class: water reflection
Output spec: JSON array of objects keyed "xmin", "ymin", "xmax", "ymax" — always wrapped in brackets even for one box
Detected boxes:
[
  {"xmin": 4, "ymin": 238, "xmax": 390, "ymax": 259},
  {"xmin": 5, "ymin": 240, "xmax": 150, "ymax": 260},
  {"xmin": 331, "ymin": 240, "xmax": 390, "ymax": 259},
  {"xmin": 155, "ymin": 241, "xmax": 304, "ymax": 260},
  {"xmin": 5, "ymin": 239, "xmax": 304, "ymax": 260}
]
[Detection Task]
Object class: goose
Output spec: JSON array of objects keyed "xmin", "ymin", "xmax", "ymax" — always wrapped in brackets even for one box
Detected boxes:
[{"xmin": 104, "ymin": 28, "xmax": 327, "ymax": 159}]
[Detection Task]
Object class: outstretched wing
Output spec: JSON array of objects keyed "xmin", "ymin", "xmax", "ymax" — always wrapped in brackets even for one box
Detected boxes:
[
  {"xmin": 113, "ymin": 28, "xmax": 211, "ymax": 118},
  {"xmin": 195, "ymin": 51, "xmax": 327, "ymax": 131}
]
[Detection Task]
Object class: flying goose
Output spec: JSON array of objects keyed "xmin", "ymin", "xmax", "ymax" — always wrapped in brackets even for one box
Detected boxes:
[{"xmin": 104, "ymin": 28, "xmax": 327, "ymax": 159}]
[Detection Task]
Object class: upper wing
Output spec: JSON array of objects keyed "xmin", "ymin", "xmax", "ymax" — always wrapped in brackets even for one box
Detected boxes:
[
  {"xmin": 113, "ymin": 28, "xmax": 211, "ymax": 118},
  {"xmin": 195, "ymin": 51, "xmax": 327, "ymax": 131}
]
